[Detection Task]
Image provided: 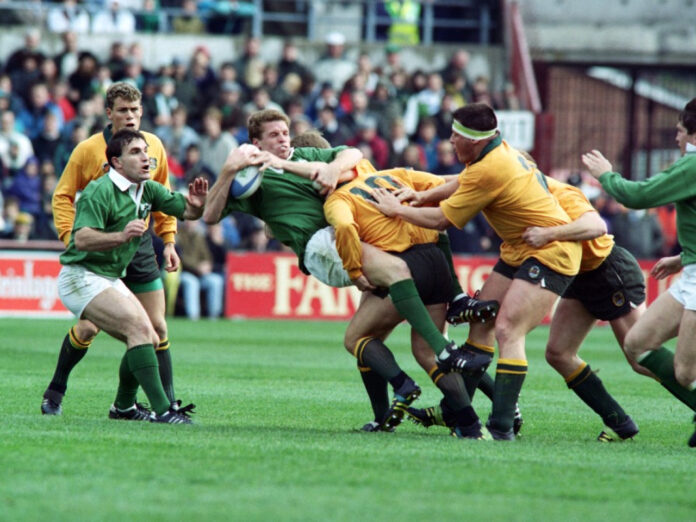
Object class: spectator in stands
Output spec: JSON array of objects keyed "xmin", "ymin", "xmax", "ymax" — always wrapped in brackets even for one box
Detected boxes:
[
  {"xmin": 67, "ymin": 51, "xmax": 99, "ymax": 104},
  {"xmin": 401, "ymin": 142, "xmax": 427, "ymax": 171},
  {"xmin": 5, "ymin": 28, "xmax": 45, "ymax": 76},
  {"xmin": 91, "ymin": 0, "xmax": 136, "ymax": 34},
  {"xmin": 243, "ymin": 87, "xmax": 283, "ymax": 115},
  {"xmin": 433, "ymin": 92, "xmax": 456, "ymax": 140},
  {"xmin": 151, "ymin": 77, "xmax": 180, "ymax": 128},
  {"xmin": 47, "ymin": 0, "xmax": 90, "ymax": 33},
  {"xmin": 205, "ymin": 222, "xmax": 228, "ymax": 282},
  {"xmin": 380, "ymin": 43, "xmax": 405, "ymax": 79},
  {"xmin": 443, "ymin": 69, "xmax": 472, "ymax": 107},
  {"xmin": 234, "ymin": 36, "xmax": 264, "ymax": 89},
  {"xmin": 471, "ymin": 75, "xmax": 495, "ymax": 106},
  {"xmin": 10, "ymin": 55, "xmax": 42, "ymax": 107},
  {"xmin": 387, "ymin": 117, "xmax": 409, "ymax": 164},
  {"xmin": 216, "ymin": 81, "xmax": 246, "ymax": 136},
  {"xmin": 317, "ymin": 106, "xmax": 352, "ymax": 146},
  {"xmin": 51, "ymin": 81, "xmax": 76, "ymax": 124},
  {"xmin": 338, "ymin": 89, "xmax": 373, "ymax": 137},
  {"xmin": 7, "ymin": 211, "xmax": 33, "ymax": 242},
  {"xmin": 181, "ymin": 143, "xmax": 216, "ymax": 189},
  {"xmin": 105, "ymin": 42, "xmax": 128, "ymax": 82},
  {"xmin": 431, "ymin": 140, "xmax": 460, "ymax": 176},
  {"xmin": 199, "ymin": 107, "xmax": 238, "ymax": 175},
  {"xmin": 172, "ymin": 0, "xmax": 205, "ymax": 34},
  {"xmin": 136, "ymin": 0, "xmax": 160, "ymax": 32},
  {"xmin": 157, "ymin": 105, "xmax": 199, "ymax": 165},
  {"xmin": 122, "ymin": 58, "xmax": 147, "ymax": 92},
  {"xmin": 39, "ymin": 58, "xmax": 61, "ymax": 92},
  {"xmin": 171, "ymin": 57, "xmax": 197, "ymax": 113},
  {"xmin": 355, "ymin": 53, "xmax": 380, "ymax": 95},
  {"xmin": 0, "ymin": 75, "xmax": 26, "ymax": 115},
  {"xmin": 188, "ymin": 46, "xmax": 218, "ymax": 111},
  {"xmin": 414, "ymin": 117, "xmax": 440, "ymax": 171},
  {"xmin": 309, "ymin": 81, "xmax": 339, "ymax": 122},
  {"xmin": 368, "ymin": 82, "xmax": 402, "ymax": 139},
  {"xmin": 403, "ymin": 71, "xmax": 444, "ymax": 136},
  {"xmin": 54, "ymin": 123, "xmax": 88, "ymax": 174},
  {"xmin": 177, "ymin": 220, "xmax": 225, "ymax": 320},
  {"xmin": 32, "ymin": 112, "xmax": 62, "ymax": 164},
  {"xmin": 0, "ymin": 110, "xmax": 35, "ymax": 176},
  {"xmin": 5, "ymin": 156, "xmax": 41, "ymax": 220},
  {"xmin": 289, "ymin": 115, "xmax": 311, "ymax": 139},
  {"xmin": 313, "ymin": 32, "xmax": 356, "ymax": 91},
  {"xmin": 441, "ymin": 49, "xmax": 472, "ymax": 92},
  {"xmin": 347, "ymin": 115, "xmax": 389, "ymax": 170},
  {"xmin": 17, "ymin": 83, "xmax": 64, "ymax": 141},
  {"xmin": 0, "ymin": 196, "xmax": 21, "ymax": 238},
  {"xmin": 54, "ymin": 32, "xmax": 80, "ymax": 81},
  {"xmin": 607, "ymin": 201, "xmax": 663, "ymax": 259},
  {"xmin": 277, "ymin": 39, "xmax": 314, "ymax": 87}
]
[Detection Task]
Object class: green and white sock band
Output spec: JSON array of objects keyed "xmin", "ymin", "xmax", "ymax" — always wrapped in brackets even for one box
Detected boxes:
[{"xmin": 452, "ymin": 120, "xmax": 497, "ymax": 140}]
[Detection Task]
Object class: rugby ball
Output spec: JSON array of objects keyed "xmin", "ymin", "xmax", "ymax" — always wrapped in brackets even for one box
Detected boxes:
[{"xmin": 230, "ymin": 165, "xmax": 263, "ymax": 199}]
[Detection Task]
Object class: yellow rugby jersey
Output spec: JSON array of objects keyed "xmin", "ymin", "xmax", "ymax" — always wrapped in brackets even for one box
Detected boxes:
[
  {"xmin": 440, "ymin": 137, "xmax": 581, "ymax": 275},
  {"xmin": 545, "ymin": 177, "xmax": 614, "ymax": 272},
  {"xmin": 324, "ymin": 168, "xmax": 443, "ymax": 280},
  {"xmin": 52, "ymin": 127, "xmax": 175, "ymax": 245}
]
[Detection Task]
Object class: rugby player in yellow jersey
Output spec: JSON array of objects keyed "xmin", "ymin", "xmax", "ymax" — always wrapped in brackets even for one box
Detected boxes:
[
  {"xmin": 371, "ymin": 103, "xmax": 583, "ymax": 440},
  {"xmin": 42, "ymin": 82, "xmax": 188, "ymax": 419},
  {"xmin": 325, "ymin": 166, "xmax": 489, "ymax": 438}
]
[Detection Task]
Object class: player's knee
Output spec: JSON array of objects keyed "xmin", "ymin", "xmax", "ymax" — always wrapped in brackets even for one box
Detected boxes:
[
  {"xmin": 75, "ymin": 320, "xmax": 99, "ymax": 342},
  {"xmin": 622, "ymin": 329, "xmax": 643, "ymax": 359},
  {"xmin": 124, "ymin": 317, "xmax": 157, "ymax": 346},
  {"xmin": 674, "ymin": 362, "xmax": 696, "ymax": 389},
  {"xmin": 544, "ymin": 343, "xmax": 567, "ymax": 369}
]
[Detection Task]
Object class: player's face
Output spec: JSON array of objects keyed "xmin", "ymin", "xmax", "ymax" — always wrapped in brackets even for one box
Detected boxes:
[
  {"xmin": 107, "ymin": 97, "xmax": 142, "ymax": 132},
  {"xmin": 115, "ymin": 138, "xmax": 150, "ymax": 183},
  {"xmin": 676, "ymin": 122, "xmax": 691, "ymax": 156},
  {"xmin": 449, "ymin": 131, "xmax": 479, "ymax": 165},
  {"xmin": 254, "ymin": 120, "xmax": 291, "ymax": 159}
]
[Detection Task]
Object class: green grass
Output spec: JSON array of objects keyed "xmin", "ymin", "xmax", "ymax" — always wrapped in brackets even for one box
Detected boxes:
[{"xmin": 1, "ymin": 318, "xmax": 694, "ymax": 521}]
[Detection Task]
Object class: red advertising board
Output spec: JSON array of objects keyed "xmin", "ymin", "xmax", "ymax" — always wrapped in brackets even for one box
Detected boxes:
[
  {"xmin": 0, "ymin": 251, "xmax": 71, "ymax": 318},
  {"xmin": 224, "ymin": 252, "xmax": 679, "ymax": 321},
  {"xmin": 0, "ymin": 250, "xmax": 681, "ymax": 320}
]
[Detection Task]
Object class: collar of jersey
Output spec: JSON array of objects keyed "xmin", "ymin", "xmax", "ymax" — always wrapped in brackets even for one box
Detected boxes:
[
  {"xmin": 109, "ymin": 169, "xmax": 141, "ymax": 192},
  {"xmin": 470, "ymin": 134, "xmax": 502, "ymax": 165},
  {"xmin": 103, "ymin": 124, "xmax": 113, "ymax": 143}
]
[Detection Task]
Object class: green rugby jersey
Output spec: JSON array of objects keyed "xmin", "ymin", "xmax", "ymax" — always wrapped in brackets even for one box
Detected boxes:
[
  {"xmin": 60, "ymin": 170, "xmax": 187, "ymax": 277},
  {"xmin": 222, "ymin": 146, "xmax": 347, "ymax": 271},
  {"xmin": 598, "ymin": 153, "xmax": 696, "ymax": 265}
]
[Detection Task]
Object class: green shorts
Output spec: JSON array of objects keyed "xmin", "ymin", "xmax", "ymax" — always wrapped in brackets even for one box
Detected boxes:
[
  {"xmin": 563, "ymin": 245, "xmax": 646, "ymax": 321},
  {"xmin": 493, "ymin": 257, "xmax": 575, "ymax": 297},
  {"xmin": 391, "ymin": 244, "xmax": 454, "ymax": 305},
  {"xmin": 122, "ymin": 233, "xmax": 163, "ymax": 293}
]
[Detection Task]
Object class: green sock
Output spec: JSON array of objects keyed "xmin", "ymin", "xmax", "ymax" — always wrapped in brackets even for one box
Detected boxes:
[
  {"xmin": 436, "ymin": 232, "xmax": 464, "ymax": 297},
  {"xmin": 567, "ymin": 364, "xmax": 628, "ymax": 427},
  {"xmin": 488, "ymin": 359, "xmax": 528, "ymax": 433},
  {"xmin": 114, "ymin": 353, "xmax": 140, "ymax": 410},
  {"xmin": 156, "ymin": 341, "xmax": 175, "ymax": 403},
  {"xmin": 639, "ymin": 347, "xmax": 696, "ymax": 411},
  {"xmin": 356, "ymin": 338, "xmax": 402, "ymax": 381},
  {"xmin": 388, "ymin": 279, "xmax": 448, "ymax": 355},
  {"xmin": 126, "ymin": 344, "xmax": 170, "ymax": 415},
  {"xmin": 358, "ymin": 363, "xmax": 389, "ymax": 422},
  {"xmin": 477, "ymin": 371, "xmax": 495, "ymax": 400},
  {"xmin": 46, "ymin": 329, "xmax": 90, "ymax": 396}
]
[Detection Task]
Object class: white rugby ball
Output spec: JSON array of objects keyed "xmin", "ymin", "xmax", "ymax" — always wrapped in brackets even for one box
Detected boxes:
[{"xmin": 230, "ymin": 165, "xmax": 263, "ymax": 199}]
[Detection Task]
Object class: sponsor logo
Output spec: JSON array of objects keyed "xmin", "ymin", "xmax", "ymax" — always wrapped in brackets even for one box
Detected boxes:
[
  {"xmin": 528, "ymin": 265, "xmax": 541, "ymax": 279},
  {"xmin": 612, "ymin": 291, "xmax": 626, "ymax": 307}
]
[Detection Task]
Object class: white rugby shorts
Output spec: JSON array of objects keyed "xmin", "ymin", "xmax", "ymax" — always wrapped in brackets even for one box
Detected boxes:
[
  {"xmin": 58, "ymin": 264, "xmax": 131, "ymax": 318},
  {"xmin": 668, "ymin": 264, "xmax": 696, "ymax": 311},
  {"xmin": 303, "ymin": 226, "xmax": 352, "ymax": 288}
]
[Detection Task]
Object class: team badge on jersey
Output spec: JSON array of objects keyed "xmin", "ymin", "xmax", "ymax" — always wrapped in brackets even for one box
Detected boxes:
[
  {"xmin": 149, "ymin": 157, "xmax": 157, "ymax": 171},
  {"xmin": 612, "ymin": 291, "xmax": 626, "ymax": 307},
  {"xmin": 528, "ymin": 265, "xmax": 541, "ymax": 279},
  {"xmin": 138, "ymin": 202, "xmax": 152, "ymax": 219}
]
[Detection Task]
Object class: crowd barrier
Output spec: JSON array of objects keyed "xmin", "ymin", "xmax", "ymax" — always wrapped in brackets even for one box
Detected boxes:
[{"xmin": 0, "ymin": 250, "xmax": 679, "ymax": 321}]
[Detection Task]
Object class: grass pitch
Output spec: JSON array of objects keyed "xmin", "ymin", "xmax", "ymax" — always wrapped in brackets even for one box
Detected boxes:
[{"xmin": 1, "ymin": 318, "xmax": 694, "ymax": 521}]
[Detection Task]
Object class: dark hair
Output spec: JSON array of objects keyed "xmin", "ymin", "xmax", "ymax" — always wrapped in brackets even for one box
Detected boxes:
[
  {"xmin": 452, "ymin": 103, "xmax": 497, "ymax": 132},
  {"xmin": 106, "ymin": 129, "xmax": 146, "ymax": 168},
  {"xmin": 679, "ymin": 97, "xmax": 696, "ymax": 134},
  {"xmin": 247, "ymin": 109, "xmax": 290, "ymax": 141}
]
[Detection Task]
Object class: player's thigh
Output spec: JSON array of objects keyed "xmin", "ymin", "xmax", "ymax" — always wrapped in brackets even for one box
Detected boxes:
[
  {"xmin": 609, "ymin": 302, "xmax": 645, "ymax": 348},
  {"xmin": 344, "ymin": 292, "xmax": 402, "ymax": 352},
  {"xmin": 497, "ymin": 279, "xmax": 558, "ymax": 340},
  {"xmin": 135, "ymin": 288, "xmax": 167, "ymax": 337},
  {"xmin": 82, "ymin": 287, "xmax": 153, "ymax": 344},
  {"xmin": 625, "ymin": 290, "xmax": 682, "ymax": 353},
  {"xmin": 361, "ymin": 242, "xmax": 410, "ymax": 287},
  {"xmin": 468, "ymin": 270, "xmax": 512, "ymax": 345},
  {"xmin": 547, "ymin": 298, "xmax": 596, "ymax": 359},
  {"xmin": 411, "ymin": 303, "xmax": 446, "ymax": 371}
]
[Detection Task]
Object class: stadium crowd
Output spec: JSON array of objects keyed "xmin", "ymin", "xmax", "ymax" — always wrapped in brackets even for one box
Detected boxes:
[{"xmin": 0, "ymin": 28, "xmax": 679, "ymax": 264}]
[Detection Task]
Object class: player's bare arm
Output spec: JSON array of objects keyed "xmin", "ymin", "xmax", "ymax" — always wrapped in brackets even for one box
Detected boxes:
[
  {"xmin": 582, "ymin": 150, "xmax": 614, "ymax": 179},
  {"xmin": 651, "ymin": 254, "xmax": 683, "ymax": 280},
  {"xmin": 370, "ymin": 188, "xmax": 451, "ymax": 230},
  {"xmin": 203, "ymin": 147, "xmax": 258, "ymax": 224},
  {"xmin": 523, "ymin": 211, "xmax": 606, "ymax": 247},
  {"xmin": 397, "ymin": 178, "xmax": 458, "ymax": 206},
  {"xmin": 74, "ymin": 221, "xmax": 147, "ymax": 251}
]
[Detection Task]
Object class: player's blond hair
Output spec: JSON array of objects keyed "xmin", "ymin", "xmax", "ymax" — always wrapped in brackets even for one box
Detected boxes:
[
  {"xmin": 105, "ymin": 82, "xmax": 142, "ymax": 110},
  {"xmin": 290, "ymin": 130, "xmax": 330, "ymax": 149}
]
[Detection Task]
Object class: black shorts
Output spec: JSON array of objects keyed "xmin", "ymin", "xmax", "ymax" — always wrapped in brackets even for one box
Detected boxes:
[
  {"xmin": 563, "ymin": 245, "xmax": 646, "ymax": 321},
  {"xmin": 375, "ymin": 244, "xmax": 453, "ymax": 305},
  {"xmin": 122, "ymin": 233, "xmax": 161, "ymax": 285},
  {"xmin": 493, "ymin": 257, "xmax": 575, "ymax": 296}
]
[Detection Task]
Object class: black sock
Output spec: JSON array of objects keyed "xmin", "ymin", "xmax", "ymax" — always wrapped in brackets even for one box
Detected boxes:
[
  {"xmin": 434, "ymin": 371, "xmax": 472, "ymax": 411},
  {"xmin": 477, "ymin": 371, "xmax": 495, "ymax": 400},
  {"xmin": 45, "ymin": 329, "xmax": 90, "ymax": 398},
  {"xmin": 488, "ymin": 359, "xmax": 527, "ymax": 433},
  {"xmin": 567, "ymin": 364, "xmax": 628, "ymax": 427},
  {"xmin": 355, "ymin": 337, "xmax": 402, "ymax": 381},
  {"xmin": 357, "ymin": 363, "xmax": 389, "ymax": 422}
]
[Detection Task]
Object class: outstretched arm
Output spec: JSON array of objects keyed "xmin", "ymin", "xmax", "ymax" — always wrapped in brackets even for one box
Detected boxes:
[
  {"xmin": 182, "ymin": 178, "xmax": 209, "ymax": 220},
  {"xmin": 522, "ymin": 210, "xmax": 606, "ymax": 247},
  {"xmin": 203, "ymin": 146, "xmax": 258, "ymax": 224},
  {"xmin": 370, "ymin": 188, "xmax": 452, "ymax": 230}
]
